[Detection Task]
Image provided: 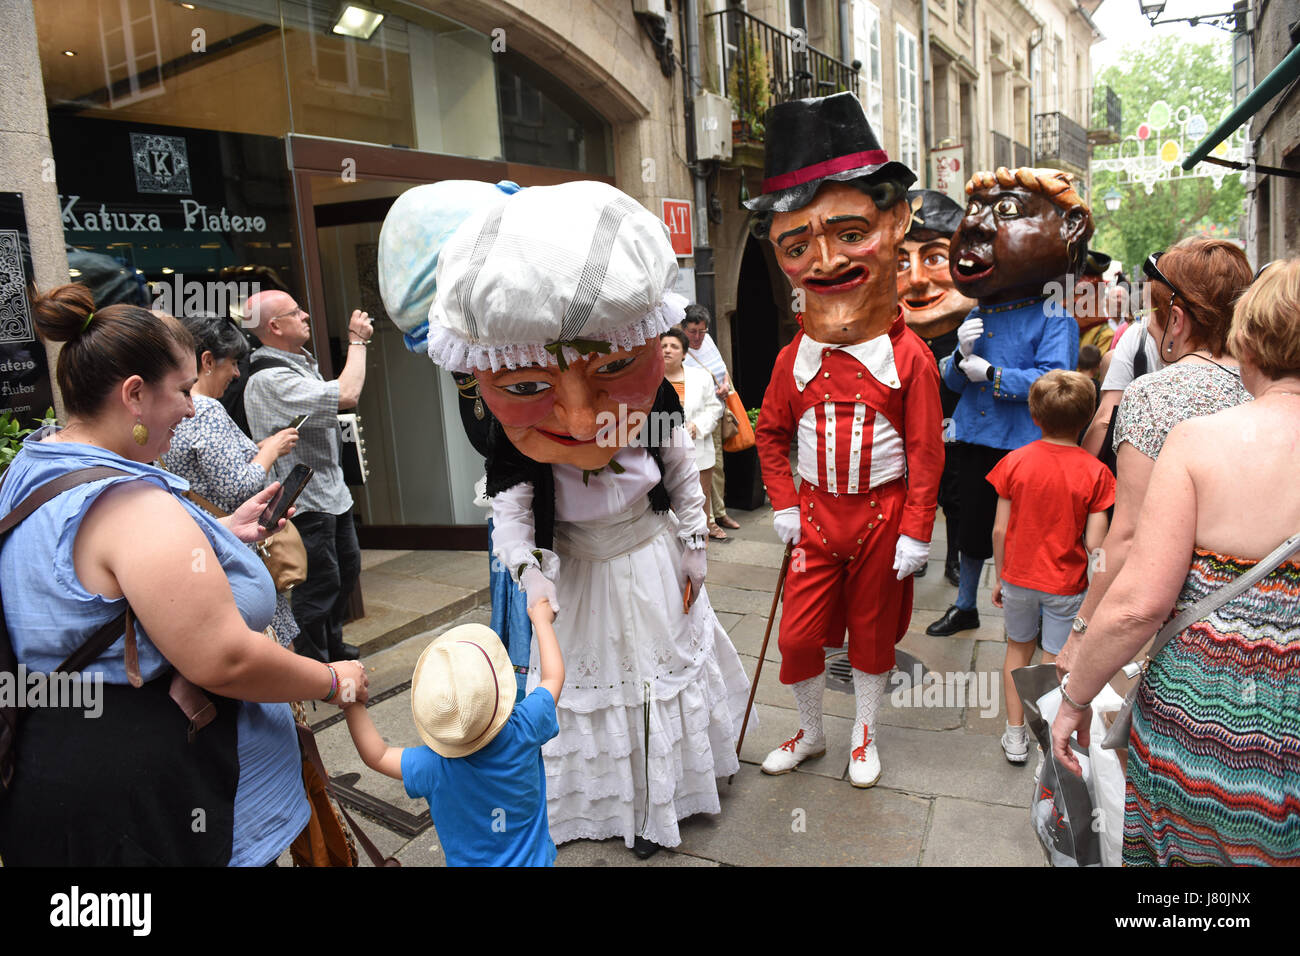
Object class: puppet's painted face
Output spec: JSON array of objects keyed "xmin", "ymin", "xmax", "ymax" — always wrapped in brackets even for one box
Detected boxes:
[
  {"xmin": 769, "ymin": 181, "xmax": 910, "ymax": 344},
  {"xmin": 897, "ymin": 236, "xmax": 975, "ymax": 337},
  {"xmin": 950, "ymin": 186, "xmax": 1082, "ymax": 304},
  {"xmin": 477, "ymin": 341, "xmax": 664, "ymax": 469}
]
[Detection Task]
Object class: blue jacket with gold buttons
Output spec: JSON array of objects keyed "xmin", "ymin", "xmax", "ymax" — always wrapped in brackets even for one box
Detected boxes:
[{"xmin": 941, "ymin": 296, "xmax": 1079, "ymax": 451}]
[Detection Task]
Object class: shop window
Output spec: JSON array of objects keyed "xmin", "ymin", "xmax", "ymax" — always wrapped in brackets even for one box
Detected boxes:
[
  {"xmin": 98, "ymin": 0, "xmax": 165, "ymax": 108},
  {"xmin": 495, "ymin": 51, "xmax": 612, "ymax": 175}
]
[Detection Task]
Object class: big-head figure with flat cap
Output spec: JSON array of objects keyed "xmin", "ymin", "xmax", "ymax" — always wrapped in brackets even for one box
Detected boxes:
[{"xmin": 749, "ymin": 92, "xmax": 944, "ymax": 790}]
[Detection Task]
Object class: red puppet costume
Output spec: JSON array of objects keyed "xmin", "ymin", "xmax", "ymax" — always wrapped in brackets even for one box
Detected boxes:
[{"xmin": 748, "ymin": 93, "xmax": 944, "ymax": 788}]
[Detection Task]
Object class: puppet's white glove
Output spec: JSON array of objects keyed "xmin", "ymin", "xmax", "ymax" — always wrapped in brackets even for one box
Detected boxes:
[
  {"xmin": 520, "ymin": 567, "xmax": 560, "ymax": 616},
  {"xmin": 680, "ymin": 547, "xmax": 707, "ymax": 609},
  {"xmin": 957, "ymin": 317, "xmax": 984, "ymax": 357},
  {"xmin": 893, "ymin": 535, "xmax": 930, "ymax": 580},
  {"xmin": 961, "ymin": 354, "xmax": 993, "ymax": 382},
  {"xmin": 773, "ymin": 507, "xmax": 801, "ymax": 547}
]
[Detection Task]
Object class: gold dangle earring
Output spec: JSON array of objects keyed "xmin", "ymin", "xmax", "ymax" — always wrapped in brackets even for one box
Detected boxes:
[{"xmin": 132, "ymin": 418, "xmax": 149, "ymax": 446}]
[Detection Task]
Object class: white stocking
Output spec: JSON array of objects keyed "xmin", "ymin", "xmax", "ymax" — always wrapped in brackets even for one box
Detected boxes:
[
  {"xmin": 851, "ymin": 668, "xmax": 888, "ymax": 751},
  {"xmin": 791, "ymin": 671, "xmax": 826, "ymax": 744}
]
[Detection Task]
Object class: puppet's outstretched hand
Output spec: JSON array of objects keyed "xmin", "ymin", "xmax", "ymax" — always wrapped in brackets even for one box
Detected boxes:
[{"xmin": 520, "ymin": 567, "xmax": 560, "ymax": 617}]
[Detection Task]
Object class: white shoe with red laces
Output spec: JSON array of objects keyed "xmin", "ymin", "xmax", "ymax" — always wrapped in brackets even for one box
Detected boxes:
[
  {"xmin": 848, "ymin": 726, "xmax": 882, "ymax": 788},
  {"xmin": 761, "ymin": 728, "xmax": 826, "ymax": 775}
]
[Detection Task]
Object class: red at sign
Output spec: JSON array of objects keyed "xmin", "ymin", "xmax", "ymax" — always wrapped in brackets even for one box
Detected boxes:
[{"xmin": 662, "ymin": 199, "xmax": 693, "ymax": 258}]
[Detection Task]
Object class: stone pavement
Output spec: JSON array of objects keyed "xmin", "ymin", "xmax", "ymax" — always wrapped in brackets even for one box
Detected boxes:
[{"xmin": 302, "ymin": 505, "xmax": 1048, "ymax": 867}]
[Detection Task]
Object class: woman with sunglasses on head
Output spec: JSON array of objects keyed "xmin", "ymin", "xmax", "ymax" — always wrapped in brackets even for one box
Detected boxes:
[
  {"xmin": 161, "ymin": 313, "xmax": 302, "ymax": 651},
  {"xmin": 1052, "ymin": 259, "xmax": 1300, "ymax": 864},
  {"xmin": 1057, "ymin": 237, "xmax": 1253, "ymax": 675}
]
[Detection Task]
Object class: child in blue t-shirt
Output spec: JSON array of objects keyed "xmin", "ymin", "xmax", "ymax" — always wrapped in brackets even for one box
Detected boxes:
[{"xmin": 343, "ymin": 601, "xmax": 564, "ymax": 866}]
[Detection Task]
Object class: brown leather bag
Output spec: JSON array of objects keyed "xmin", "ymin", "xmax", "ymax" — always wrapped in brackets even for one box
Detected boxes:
[
  {"xmin": 184, "ymin": 488, "xmax": 307, "ymax": 593},
  {"xmin": 289, "ymin": 704, "xmax": 400, "ymax": 868}
]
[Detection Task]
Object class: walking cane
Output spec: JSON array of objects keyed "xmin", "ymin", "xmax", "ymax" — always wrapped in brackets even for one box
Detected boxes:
[{"xmin": 730, "ymin": 543, "xmax": 792, "ymax": 784}]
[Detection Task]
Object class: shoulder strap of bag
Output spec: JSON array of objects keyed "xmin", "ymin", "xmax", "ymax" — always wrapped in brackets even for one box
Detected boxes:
[
  {"xmin": 1143, "ymin": 532, "xmax": 1300, "ymax": 664},
  {"xmin": 1131, "ymin": 324, "xmax": 1149, "ymax": 379}
]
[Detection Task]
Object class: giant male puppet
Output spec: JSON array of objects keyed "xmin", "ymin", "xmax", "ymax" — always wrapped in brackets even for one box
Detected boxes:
[
  {"xmin": 925, "ymin": 167, "xmax": 1092, "ymax": 637},
  {"xmin": 748, "ymin": 93, "xmax": 944, "ymax": 788},
  {"xmin": 378, "ymin": 180, "xmax": 749, "ymax": 859}
]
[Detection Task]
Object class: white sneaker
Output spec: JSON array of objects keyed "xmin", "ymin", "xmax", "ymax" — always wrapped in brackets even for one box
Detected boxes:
[
  {"xmin": 848, "ymin": 727, "xmax": 882, "ymax": 788},
  {"xmin": 1001, "ymin": 723, "xmax": 1029, "ymax": 764},
  {"xmin": 761, "ymin": 728, "xmax": 826, "ymax": 775}
]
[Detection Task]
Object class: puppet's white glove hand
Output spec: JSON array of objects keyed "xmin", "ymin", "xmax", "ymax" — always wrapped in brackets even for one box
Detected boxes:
[
  {"xmin": 680, "ymin": 547, "xmax": 707, "ymax": 609},
  {"xmin": 957, "ymin": 317, "xmax": 984, "ymax": 357},
  {"xmin": 773, "ymin": 507, "xmax": 801, "ymax": 547},
  {"xmin": 893, "ymin": 535, "xmax": 930, "ymax": 580},
  {"xmin": 520, "ymin": 567, "xmax": 560, "ymax": 616},
  {"xmin": 961, "ymin": 354, "xmax": 992, "ymax": 382}
]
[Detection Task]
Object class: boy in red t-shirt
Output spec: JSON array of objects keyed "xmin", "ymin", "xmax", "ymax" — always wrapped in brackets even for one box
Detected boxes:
[{"xmin": 987, "ymin": 370, "xmax": 1115, "ymax": 764}]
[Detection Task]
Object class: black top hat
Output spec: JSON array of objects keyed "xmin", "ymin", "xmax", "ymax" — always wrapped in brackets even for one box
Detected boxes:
[
  {"xmin": 905, "ymin": 189, "xmax": 965, "ymax": 239},
  {"xmin": 744, "ymin": 92, "xmax": 916, "ymax": 213}
]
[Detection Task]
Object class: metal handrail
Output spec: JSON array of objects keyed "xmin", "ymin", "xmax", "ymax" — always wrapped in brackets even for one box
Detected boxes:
[{"xmin": 705, "ymin": 7, "xmax": 859, "ymax": 135}]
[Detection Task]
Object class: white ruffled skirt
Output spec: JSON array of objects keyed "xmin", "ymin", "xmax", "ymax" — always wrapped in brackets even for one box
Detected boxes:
[{"xmin": 527, "ymin": 500, "xmax": 751, "ymax": 849}]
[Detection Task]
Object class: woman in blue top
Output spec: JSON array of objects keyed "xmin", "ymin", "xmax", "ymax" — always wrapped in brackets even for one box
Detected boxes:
[
  {"xmin": 0, "ymin": 284, "xmax": 368, "ymax": 866},
  {"xmin": 161, "ymin": 314, "xmax": 302, "ymax": 652}
]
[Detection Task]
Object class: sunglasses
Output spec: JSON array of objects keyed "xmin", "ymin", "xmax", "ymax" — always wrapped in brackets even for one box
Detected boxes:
[{"xmin": 1142, "ymin": 252, "xmax": 1196, "ymax": 323}]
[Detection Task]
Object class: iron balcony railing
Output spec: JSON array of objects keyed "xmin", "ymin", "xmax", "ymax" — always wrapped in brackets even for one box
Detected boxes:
[
  {"xmin": 1088, "ymin": 84, "xmax": 1122, "ymax": 145},
  {"xmin": 706, "ymin": 7, "xmax": 860, "ymax": 140},
  {"xmin": 1034, "ymin": 111, "xmax": 1090, "ymax": 173},
  {"xmin": 992, "ymin": 131, "xmax": 1013, "ymax": 170}
]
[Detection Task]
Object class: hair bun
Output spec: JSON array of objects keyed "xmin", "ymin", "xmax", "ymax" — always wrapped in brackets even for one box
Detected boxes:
[{"xmin": 32, "ymin": 283, "xmax": 97, "ymax": 344}]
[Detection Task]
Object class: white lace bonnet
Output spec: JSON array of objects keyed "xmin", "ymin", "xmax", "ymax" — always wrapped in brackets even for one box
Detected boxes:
[{"xmin": 426, "ymin": 180, "xmax": 686, "ymax": 374}]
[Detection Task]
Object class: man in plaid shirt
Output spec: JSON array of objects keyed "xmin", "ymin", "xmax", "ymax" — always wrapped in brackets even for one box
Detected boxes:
[{"xmin": 243, "ymin": 290, "xmax": 373, "ymax": 662}]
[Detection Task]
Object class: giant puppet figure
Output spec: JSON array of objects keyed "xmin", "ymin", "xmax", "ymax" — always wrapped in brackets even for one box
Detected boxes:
[
  {"xmin": 924, "ymin": 167, "xmax": 1092, "ymax": 638},
  {"xmin": 748, "ymin": 93, "xmax": 944, "ymax": 788},
  {"xmin": 378, "ymin": 180, "xmax": 749, "ymax": 859},
  {"xmin": 898, "ymin": 189, "xmax": 977, "ymax": 586}
]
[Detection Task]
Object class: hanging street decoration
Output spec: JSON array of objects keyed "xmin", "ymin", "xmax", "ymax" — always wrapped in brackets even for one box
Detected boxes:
[{"xmin": 1091, "ymin": 99, "xmax": 1247, "ymax": 194}]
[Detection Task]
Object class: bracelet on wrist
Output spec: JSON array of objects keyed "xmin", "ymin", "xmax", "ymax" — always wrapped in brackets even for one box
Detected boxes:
[
  {"xmin": 349, "ymin": 339, "xmax": 369, "ymax": 347},
  {"xmin": 1060, "ymin": 673, "xmax": 1091, "ymax": 711},
  {"xmin": 322, "ymin": 663, "xmax": 339, "ymax": 702}
]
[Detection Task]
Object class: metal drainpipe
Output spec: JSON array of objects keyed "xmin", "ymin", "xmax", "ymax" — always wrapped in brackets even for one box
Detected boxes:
[
  {"xmin": 682, "ymin": 0, "xmax": 715, "ymax": 318},
  {"xmin": 970, "ymin": 0, "xmax": 979, "ymax": 169},
  {"xmin": 1028, "ymin": 30, "xmax": 1042, "ymax": 166},
  {"xmin": 920, "ymin": 0, "xmax": 933, "ymax": 187},
  {"xmin": 840, "ymin": 0, "xmax": 852, "ymax": 64}
]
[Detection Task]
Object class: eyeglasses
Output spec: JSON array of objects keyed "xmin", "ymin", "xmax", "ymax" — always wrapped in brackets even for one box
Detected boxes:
[
  {"xmin": 1143, "ymin": 252, "xmax": 1196, "ymax": 323},
  {"xmin": 270, "ymin": 306, "xmax": 306, "ymax": 322}
]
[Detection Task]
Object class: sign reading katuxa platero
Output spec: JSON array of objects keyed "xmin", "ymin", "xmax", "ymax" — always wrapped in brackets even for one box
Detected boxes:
[{"xmin": 130, "ymin": 132, "xmax": 192, "ymax": 195}]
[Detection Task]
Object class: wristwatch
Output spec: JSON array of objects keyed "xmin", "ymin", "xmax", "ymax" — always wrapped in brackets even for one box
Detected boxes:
[
  {"xmin": 1060, "ymin": 673, "xmax": 1091, "ymax": 711},
  {"xmin": 1071, "ymin": 616, "xmax": 1088, "ymax": 634}
]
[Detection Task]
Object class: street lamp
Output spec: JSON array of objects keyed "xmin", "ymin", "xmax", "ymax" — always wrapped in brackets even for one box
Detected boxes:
[
  {"xmin": 1138, "ymin": 0, "xmax": 1167, "ymax": 20},
  {"xmin": 1103, "ymin": 187, "xmax": 1122, "ymax": 212}
]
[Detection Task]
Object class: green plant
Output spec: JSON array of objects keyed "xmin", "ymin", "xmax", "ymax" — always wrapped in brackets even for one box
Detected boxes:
[
  {"xmin": 0, "ymin": 407, "xmax": 56, "ymax": 472},
  {"xmin": 747, "ymin": 407, "xmax": 760, "ymax": 429},
  {"xmin": 727, "ymin": 31, "xmax": 770, "ymax": 141}
]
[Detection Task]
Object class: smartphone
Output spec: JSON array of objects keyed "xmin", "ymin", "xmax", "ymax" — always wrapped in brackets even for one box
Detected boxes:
[
  {"xmin": 259, "ymin": 464, "xmax": 313, "ymax": 530},
  {"xmin": 287, "ymin": 413, "xmax": 311, "ymax": 431}
]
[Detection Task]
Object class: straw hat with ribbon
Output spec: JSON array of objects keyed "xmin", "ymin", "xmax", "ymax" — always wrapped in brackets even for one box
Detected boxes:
[{"xmin": 410, "ymin": 624, "xmax": 516, "ymax": 758}]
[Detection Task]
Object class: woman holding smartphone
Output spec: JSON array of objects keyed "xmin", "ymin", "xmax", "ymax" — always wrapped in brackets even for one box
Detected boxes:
[
  {"xmin": 0, "ymin": 285, "xmax": 367, "ymax": 866},
  {"xmin": 162, "ymin": 314, "xmax": 303, "ymax": 651}
]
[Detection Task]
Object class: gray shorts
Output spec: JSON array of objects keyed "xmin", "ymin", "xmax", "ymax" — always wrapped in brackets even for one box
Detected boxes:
[{"xmin": 1001, "ymin": 581, "xmax": 1085, "ymax": 655}]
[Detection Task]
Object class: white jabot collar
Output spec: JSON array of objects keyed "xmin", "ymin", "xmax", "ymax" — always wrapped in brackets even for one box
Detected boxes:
[{"xmin": 793, "ymin": 332, "xmax": 900, "ymax": 392}]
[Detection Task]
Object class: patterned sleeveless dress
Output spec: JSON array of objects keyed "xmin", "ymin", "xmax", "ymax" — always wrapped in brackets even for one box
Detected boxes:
[{"xmin": 1124, "ymin": 548, "xmax": 1300, "ymax": 865}]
